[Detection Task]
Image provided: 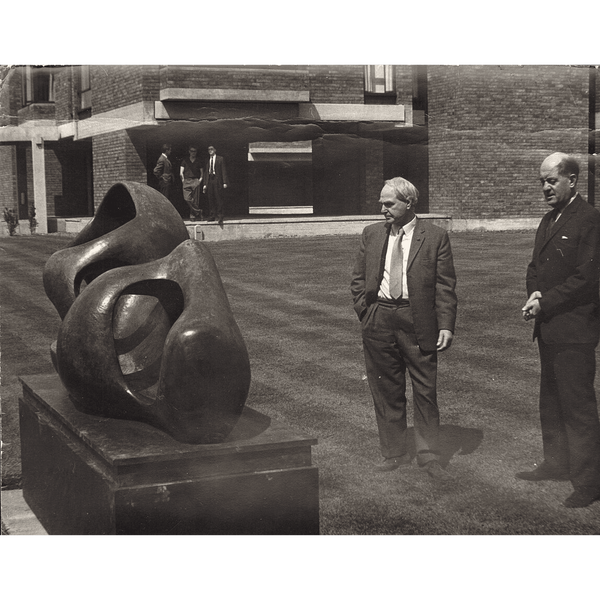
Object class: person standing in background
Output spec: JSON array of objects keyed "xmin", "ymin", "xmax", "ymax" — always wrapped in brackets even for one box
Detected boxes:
[
  {"xmin": 203, "ymin": 145, "xmax": 229, "ymax": 225},
  {"xmin": 153, "ymin": 144, "xmax": 173, "ymax": 201},
  {"xmin": 180, "ymin": 145, "xmax": 204, "ymax": 221}
]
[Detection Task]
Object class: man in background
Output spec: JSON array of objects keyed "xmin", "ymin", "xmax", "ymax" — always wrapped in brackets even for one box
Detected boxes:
[
  {"xmin": 203, "ymin": 145, "xmax": 229, "ymax": 225},
  {"xmin": 153, "ymin": 144, "xmax": 173, "ymax": 201},
  {"xmin": 180, "ymin": 145, "xmax": 204, "ymax": 221}
]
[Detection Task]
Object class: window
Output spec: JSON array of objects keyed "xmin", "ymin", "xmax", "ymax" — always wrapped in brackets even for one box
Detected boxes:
[
  {"xmin": 364, "ymin": 65, "xmax": 395, "ymax": 94},
  {"xmin": 364, "ymin": 65, "xmax": 396, "ymax": 105},
  {"xmin": 22, "ymin": 66, "xmax": 56, "ymax": 105},
  {"xmin": 79, "ymin": 65, "xmax": 91, "ymax": 111}
]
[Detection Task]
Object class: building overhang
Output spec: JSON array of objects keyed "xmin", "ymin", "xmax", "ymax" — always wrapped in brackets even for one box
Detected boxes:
[
  {"xmin": 298, "ymin": 103, "xmax": 405, "ymax": 123},
  {"xmin": 0, "ymin": 102, "xmax": 158, "ymax": 144},
  {"xmin": 1, "ymin": 100, "xmax": 410, "ymax": 145},
  {"xmin": 74, "ymin": 101, "xmax": 157, "ymax": 139},
  {"xmin": 0, "ymin": 121, "xmax": 60, "ymax": 143}
]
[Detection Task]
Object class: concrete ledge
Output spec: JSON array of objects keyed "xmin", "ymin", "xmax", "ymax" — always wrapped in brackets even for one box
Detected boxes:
[
  {"xmin": 187, "ymin": 214, "xmax": 451, "ymax": 242},
  {"xmin": 298, "ymin": 103, "xmax": 405, "ymax": 122},
  {"xmin": 9, "ymin": 215, "xmax": 540, "ymax": 240},
  {"xmin": 160, "ymin": 88, "xmax": 310, "ymax": 103},
  {"xmin": 47, "ymin": 217, "xmax": 92, "ymax": 234},
  {"xmin": 450, "ymin": 217, "xmax": 539, "ymax": 232}
]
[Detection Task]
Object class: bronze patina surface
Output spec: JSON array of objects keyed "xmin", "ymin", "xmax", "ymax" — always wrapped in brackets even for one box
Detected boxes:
[{"xmin": 43, "ymin": 182, "xmax": 250, "ymax": 444}]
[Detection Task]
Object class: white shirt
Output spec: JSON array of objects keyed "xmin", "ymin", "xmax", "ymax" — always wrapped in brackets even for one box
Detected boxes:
[{"xmin": 379, "ymin": 216, "xmax": 417, "ymax": 300}]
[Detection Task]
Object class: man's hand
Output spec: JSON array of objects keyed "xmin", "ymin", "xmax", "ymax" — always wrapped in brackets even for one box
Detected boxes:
[
  {"xmin": 522, "ymin": 291, "xmax": 542, "ymax": 321},
  {"xmin": 437, "ymin": 329, "xmax": 453, "ymax": 351}
]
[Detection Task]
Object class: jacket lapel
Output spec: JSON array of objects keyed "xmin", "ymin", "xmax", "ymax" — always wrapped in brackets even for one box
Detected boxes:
[
  {"xmin": 540, "ymin": 194, "xmax": 581, "ymax": 250},
  {"xmin": 376, "ymin": 224, "xmax": 391, "ymax": 284},
  {"xmin": 407, "ymin": 219, "xmax": 425, "ymax": 271}
]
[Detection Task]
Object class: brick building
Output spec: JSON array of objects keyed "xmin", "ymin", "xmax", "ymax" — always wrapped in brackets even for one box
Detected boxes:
[{"xmin": 0, "ymin": 65, "xmax": 598, "ymax": 234}]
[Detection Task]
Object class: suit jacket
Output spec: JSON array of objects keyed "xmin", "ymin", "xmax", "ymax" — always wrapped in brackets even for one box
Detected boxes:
[
  {"xmin": 153, "ymin": 154, "xmax": 173, "ymax": 182},
  {"xmin": 351, "ymin": 218, "xmax": 458, "ymax": 352},
  {"xmin": 205, "ymin": 155, "xmax": 229, "ymax": 188},
  {"xmin": 526, "ymin": 193, "xmax": 600, "ymax": 344}
]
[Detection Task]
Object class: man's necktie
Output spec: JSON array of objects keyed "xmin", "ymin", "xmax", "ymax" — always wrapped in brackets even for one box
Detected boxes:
[
  {"xmin": 210, "ymin": 157, "xmax": 215, "ymax": 175},
  {"xmin": 389, "ymin": 228, "xmax": 405, "ymax": 299}
]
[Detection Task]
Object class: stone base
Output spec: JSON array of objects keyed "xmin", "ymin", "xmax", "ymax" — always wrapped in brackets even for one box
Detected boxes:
[{"xmin": 19, "ymin": 374, "xmax": 319, "ymax": 535}]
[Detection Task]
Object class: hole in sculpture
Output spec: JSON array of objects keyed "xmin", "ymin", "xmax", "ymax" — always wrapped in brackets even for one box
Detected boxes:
[
  {"xmin": 113, "ymin": 279, "xmax": 185, "ymax": 402},
  {"xmin": 74, "ymin": 257, "xmax": 131, "ymax": 295}
]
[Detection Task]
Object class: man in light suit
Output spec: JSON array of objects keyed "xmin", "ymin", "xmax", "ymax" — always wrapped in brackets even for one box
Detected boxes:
[
  {"xmin": 519, "ymin": 152, "xmax": 600, "ymax": 508},
  {"xmin": 351, "ymin": 177, "xmax": 458, "ymax": 481},
  {"xmin": 203, "ymin": 145, "xmax": 229, "ymax": 225},
  {"xmin": 153, "ymin": 144, "xmax": 173, "ymax": 200}
]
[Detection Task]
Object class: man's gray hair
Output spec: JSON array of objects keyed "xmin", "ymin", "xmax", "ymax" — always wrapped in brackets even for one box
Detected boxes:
[{"xmin": 385, "ymin": 177, "xmax": 419, "ymax": 206}]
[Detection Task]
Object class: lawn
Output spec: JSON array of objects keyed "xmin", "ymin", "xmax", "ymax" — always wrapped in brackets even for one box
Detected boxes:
[{"xmin": 2, "ymin": 230, "xmax": 600, "ymax": 534}]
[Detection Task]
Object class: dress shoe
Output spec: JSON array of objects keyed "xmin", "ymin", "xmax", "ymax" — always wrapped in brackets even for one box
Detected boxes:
[
  {"xmin": 374, "ymin": 454, "xmax": 411, "ymax": 472},
  {"xmin": 515, "ymin": 463, "xmax": 570, "ymax": 482},
  {"xmin": 189, "ymin": 216, "xmax": 196, "ymax": 222},
  {"xmin": 218, "ymin": 217, "xmax": 224, "ymax": 226},
  {"xmin": 563, "ymin": 489, "xmax": 600, "ymax": 508},
  {"xmin": 207, "ymin": 217, "xmax": 215, "ymax": 222},
  {"xmin": 423, "ymin": 460, "xmax": 455, "ymax": 481}
]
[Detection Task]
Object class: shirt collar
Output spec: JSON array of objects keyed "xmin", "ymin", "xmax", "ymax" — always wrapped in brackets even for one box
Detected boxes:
[
  {"xmin": 554, "ymin": 193, "xmax": 578, "ymax": 220},
  {"xmin": 392, "ymin": 216, "xmax": 417, "ymax": 236}
]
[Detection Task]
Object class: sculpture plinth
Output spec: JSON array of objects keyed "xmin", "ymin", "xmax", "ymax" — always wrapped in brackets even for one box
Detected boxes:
[
  {"xmin": 23, "ymin": 181, "xmax": 319, "ymax": 534},
  {"xmin": 20, "ymin": 374, "xmax": 319, "ymax": 535}
]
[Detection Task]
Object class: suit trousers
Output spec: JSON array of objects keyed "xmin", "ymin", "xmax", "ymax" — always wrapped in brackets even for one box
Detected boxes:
[
  {"xmin": 205, "ymin": 176, "xmax": 224, "ymax": 219},
  {"xmin": 361, "ymin": 301, "xmax": 440, "ymax": 465},
  {"xmin": 182, "ymin": 178, "xmax": 203, "ymax": 219},
  {"xmin": 158, "ymin": 179, "xmax": 172, "ymax": 201},
  {"xmin": 538, "ymin": 339, "xmax": 600, "ymax": 492}
]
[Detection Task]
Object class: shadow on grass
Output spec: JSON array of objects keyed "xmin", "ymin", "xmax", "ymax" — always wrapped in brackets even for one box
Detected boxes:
[{"xmin": 403, "ymin": 425, "xmax": 484, "ymax": 467}]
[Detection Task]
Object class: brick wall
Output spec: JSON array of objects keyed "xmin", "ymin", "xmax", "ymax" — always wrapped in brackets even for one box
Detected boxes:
[
  {"xmin": 0, "ymin": 146, "xmax": 17, "ymax": 215},
  {"xmin": 53, "ymin": 67, "xmax": 74, "ymax": 124},
  {"xmin": 160, "ymin": 66, "xmax": 309, "ymax": 92},
  {"xmin": 362, "ymin": 137, "xmax": 384, "ymax": 214},
  {"xmin": 428, "ymin": 65, "xmax": 590, "ymax": 219},
  {"xmin": 309, "ymin": 66, "xmax": 364, "ymax": 104},
  {"xmin": 394, "ymin": 66, "xmax": 414, "ymax": 107},
  {"xmin": 594, "ymin": 66, "xmax": 600, "ymax": 205},
  {"xmin": 91, "ymin": 65, "xmax": 160, "ymax": 114},
  {"xmin": 92, "ymin": 130, "xmax": 148, "ymax": 207},
  {"xmin": 0, "ymin": 67, "xmax": 20, "ymax": 126},
  {"xmin": 44, "ymin": 146, "xmax": 62, "ymax": 217}
]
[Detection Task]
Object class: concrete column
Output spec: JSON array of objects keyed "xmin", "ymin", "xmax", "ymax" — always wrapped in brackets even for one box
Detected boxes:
[{"xmin": 31, "ymin": 137, "xmax": 48, "ymax": 234}]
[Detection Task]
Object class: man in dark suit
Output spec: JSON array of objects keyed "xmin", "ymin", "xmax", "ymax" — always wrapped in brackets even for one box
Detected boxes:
[
  {"xmin": 153, "ymin": 144, "xmax": 173, "ymax": 200},
  {"xmin": 519, "ymin": 152, "xmax": 600, "ymax": 508},
  {"xmin": 351, "ymin": 177, "xmax": 458, "ymax": 481},
  {"xmin": 203, "ymin": 145, "xmax": 229, "ymax": 225}
]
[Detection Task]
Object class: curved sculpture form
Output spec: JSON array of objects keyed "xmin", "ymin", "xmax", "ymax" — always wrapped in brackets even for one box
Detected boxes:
[
  {"xmin": 54, "ymin": 239, "xmax": 251, "ymax": 444},
  {"xmin": 44, "ymin": 181, "xmax": 189, "ymax": 319},
  {"xmin": 44, "ymin": 182, "xmax": 251, "ymax": 444}
]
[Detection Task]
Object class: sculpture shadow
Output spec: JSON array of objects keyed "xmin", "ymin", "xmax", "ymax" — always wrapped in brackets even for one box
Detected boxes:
[{"xmin": 223, "ymin": 407, "xmax": 272, "ymax": 443}]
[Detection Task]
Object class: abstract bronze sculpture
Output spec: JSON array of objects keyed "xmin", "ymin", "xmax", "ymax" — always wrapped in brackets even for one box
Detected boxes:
[{"xmin": 43, "ymin": 182, "xmax": 251, "ymax": 444}]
